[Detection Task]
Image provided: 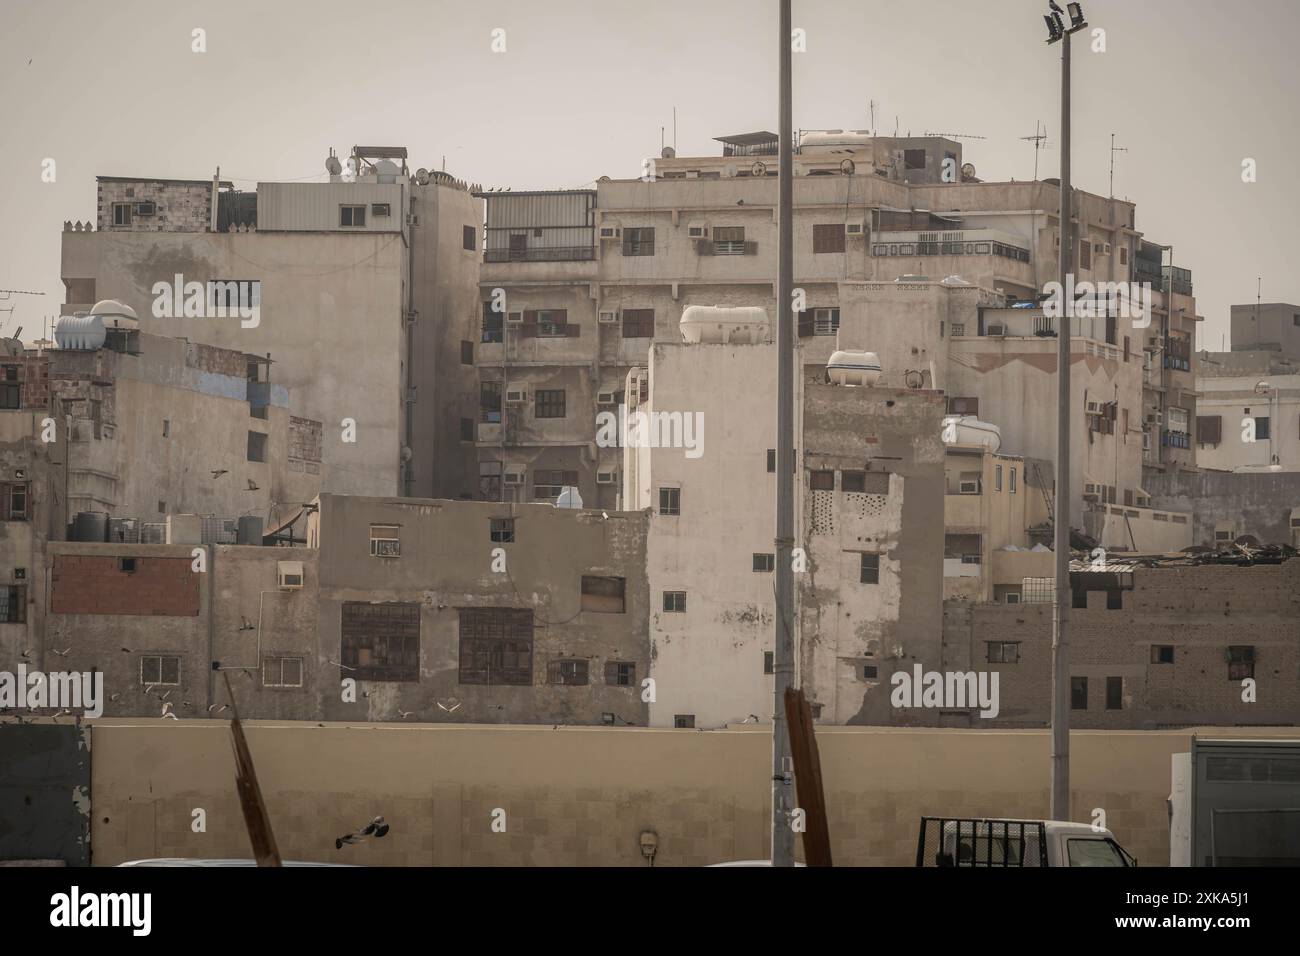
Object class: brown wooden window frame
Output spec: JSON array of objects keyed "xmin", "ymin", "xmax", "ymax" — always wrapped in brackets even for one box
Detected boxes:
[
  {"xmin": 458, "ymin": 607, "xmax": 533, "ymax": 686},
  {"xmin": 813, "ymin": 223, "xmax": 846, "ymax": 254},
  {"xmin": 534, "ymin": 389, "xmax": 567, "ymax": 419},
  {"xmin": 342, "ymin": 601, "xmax": 421, "ymax": 682},
  {"xmin": 621, "ymin": 308, "xmax": 655, "ymax": 338},
  {"xmin": 604, "ymin": 661, "xmax": 636, "ymax": 687}
]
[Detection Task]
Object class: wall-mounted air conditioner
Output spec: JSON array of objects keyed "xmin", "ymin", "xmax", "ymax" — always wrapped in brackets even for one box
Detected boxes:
[
  {"xmin": 845, "ymin": 222, "xmax": 865, "ymax": 237},
  {"xmin": 596, "ymin": 471, "xmax": 617, "ymax": 485},
  {"xmin": 598, "ymin": 311, "xmax": 619, "ymax": 324},
  {"xmin": 134, "ymin": 201, "xmax": 156, "ymax": 216},
  {"xmin": 599, "ymin": 226, "xmax": 621, "ymax": 240},
  {"xmin": 959, "ymin": 479, "xmax": 981, "ymax": 495},
  {"xmin": 1086, "ymin": 400, "xmax": 1103, "ymax": 416},
  {"xmin": 1083, "ymin": 482, "xmax": 1102, "ymax": 501},
  {"xmin": 505, "ymin": 386, "xmax": 527, "ymax": 404},
  {"xmin": 503, "ymin": 469, "xmax": 525, "ymax": 486},
  {"xmin": 1004, "ymin": 592, "xmax": 1021, "ymax": 605},
  {"xmin": 405, "ymin": 213, "xmax": 419, "ymax": 226},
  {"xmin": 687, "ymin": 225, "xmax": 708, "ymax": 239},
  {"xmin": 277, "ymin": 560, "xmax": 304, "ymax": 590},
  {"xmin": 597, "ymin": 391, "xmax": 617, "ymax": 405},
  {"xmin": 986, "ymin": 324, "xmax": 1005, "ymax": 336},
  {"xmin": 506, "ymin": 311, "xmax": 524, "ymax": 324},
  {"xmin": 1102, "ymin": 242, "xmax": 1112, "ymax": 256}
]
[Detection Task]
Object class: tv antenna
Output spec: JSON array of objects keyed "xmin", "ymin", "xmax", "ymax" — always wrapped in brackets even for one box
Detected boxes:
[
  {"xmin": 1109, "ymin": 133, "xmax": 1128, "ymax": 198},
  {"xmin": 1021, "ymin": 121, "xmax": 1049, "ymax": 181},
  {"xmin": 868, "ymin": 99, "xmax": 878, "ymax": 134}
]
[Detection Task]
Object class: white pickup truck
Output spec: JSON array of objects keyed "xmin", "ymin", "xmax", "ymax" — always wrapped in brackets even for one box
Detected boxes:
[{"xmin": 917, "ymin": 817, "xmax": 1137, "ymax": 867}]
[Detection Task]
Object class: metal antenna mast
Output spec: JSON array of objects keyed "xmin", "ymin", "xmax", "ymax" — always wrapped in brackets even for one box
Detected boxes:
[{"xmin": 1109, "ymin": 133, "xmax": 1128, "ymax": 198}]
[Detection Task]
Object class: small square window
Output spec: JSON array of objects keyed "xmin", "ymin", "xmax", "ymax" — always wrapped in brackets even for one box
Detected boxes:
[
  {"xmin": 464, "ymin": 225, "xmax": 477, "ymax": 251},
  {"xmin": 370, "ymin": 524, "xmax": 401, "ymax": 557},
  {"xmin": 118, "ymin": 558, "xmax": 137, "ymax": 573},
  {"xmin": 987, "ymin": 641, "xmax": 1020, "ymax": 664},
  {"xmin": 604, "ymin": 661, "xmax": 636, "ymax": 687},
  {"xmin": 863, "ymin": 665, "xmax": 878, "ymax": 679},
  {"xmin": 1151, "ymin": 645, "xmax": 1174, "ymax": 664},
  {"xmin": 752, "ymin": 553, "xmax": 775, "ymax": 572},
  {"xmin": 841, "ymin": 471, "xmax": 866, "ymax": 493},
  {"xmin": 810, "ymin": 470, "xmax": 835, "ymax": 491},
  {"xmin": 1227, "ymin": 646, "xmax": 1254, "ymax": 681},
  {"xmin": 674, "ymin": 715, "xmax": 695, "ymax": 729},
  {"xmin": 247, "ymin": 431, "xmax": 268, "ymax": 463},
  {"xmin": 860, "ymin": 553, "xmax": 880, "ymax": 584},
  {"xmin": 340, "ymin": 205, "xmax": 366, "ymax": 227},
  {"xmin": 548, "ymin": 659, "xmax": 590, "ymax": 686},
  {"xmin": 663, "ymin": 590, "xmax": 686, "ymax": 613},
  {"xmin": 658, "ymin": 487, "xmax": 680, "ymax": 516},
  {"xmin": 490, "ymin": 518, "xmax": 515, "ymax": 543},
  {"xmin": 581, "ymin": 575, "xmax": 625, "ymax": 613}
]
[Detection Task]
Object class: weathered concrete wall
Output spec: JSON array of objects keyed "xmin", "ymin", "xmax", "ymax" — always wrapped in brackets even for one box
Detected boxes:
[
  {"xmin": 60, "ymin": 229, "xmax": 406, "ymax": 497},
  {"xmin": 85, "ymin": 720, "xmax": 1298, "ymax": 867},
  {"xmin": 943, "ymin": 559, "xmax": 1300, "ymax": 728},
  {"xmin": 801, "ymin": 382, "xmax": 947, "ymax": 725},
  {"xmin": 311, "ymin": 495, "xmax": 650, "ymax": 726},
  {"xmin": 0, "ymin": 723, "xmax": 90, "ymax": 865},
  {"xmin": 1144, "ymin": 469, "xmax": 1300, "ymax": 547},
  {"xmin": 96, "ymin": 178, "xmax": 213, "ymax": 233}
]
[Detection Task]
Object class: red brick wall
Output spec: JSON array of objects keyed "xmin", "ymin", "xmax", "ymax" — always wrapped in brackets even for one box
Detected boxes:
[{"xmin": 51, "ymin": 555, "xmax": 201, "ymax": 616}]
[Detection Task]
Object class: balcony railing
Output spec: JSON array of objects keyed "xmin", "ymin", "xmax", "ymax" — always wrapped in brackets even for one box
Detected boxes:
[
  {"xmin": 1161, "ymin": 430, "xmax": 1191, "ymax": 449},
  {"xmin": 484, "ymin": 246, "xmax": 595, "ymax": 263}
]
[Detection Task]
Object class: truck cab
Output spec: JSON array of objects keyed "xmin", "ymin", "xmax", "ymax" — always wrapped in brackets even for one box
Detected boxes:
[{"xmin": 917, "ymin": 817, "xmax": 1136, "ymax": 867}]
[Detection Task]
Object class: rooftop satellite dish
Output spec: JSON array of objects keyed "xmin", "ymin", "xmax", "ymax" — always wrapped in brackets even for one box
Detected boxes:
[
  {"xmin": 661, "ymin": 146, "xmax": 676, "ymax": 159},
  {"xmin": 415, "ymin": 168, "xmax": 430, "ymax": 185},
  {"xmin": 961, "ymin": 162, "xmax": 976, "ymax": 180},
  {"xmin": 840, "ymin": 159, "xmax": 855, "ymax": 175},
  {"xmin": 751, "ymin": 161, "xmax": 767, "ymax": 177},
  {"xmin": 325, "ymin": 155, "xmax": 343, "ymax": 175}
]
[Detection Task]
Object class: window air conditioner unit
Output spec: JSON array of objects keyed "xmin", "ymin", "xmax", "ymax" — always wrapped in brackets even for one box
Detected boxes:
[
  {"xmin": 405, "ymin": 213, "xmax": 419, "ymax": 226},
  {"xmin": 277, "ymin": 560, "xmax": 304, "ymax": 590},
  {"xmin": 986, "ymin": 324, "xmax": 1005, "ymax": 336},
  {"xmin": 1005, "ymin": 592, "xmax": 1021, "ymax": 605},
  {"xmin": 596, "ymin": 471, "xmax": 617, "ymax": 485},
  {"xmin": 1086, "ymin": 400, "xmax": 1103, "ymax": 416},
  {"xmin": 599, "ymin": 226, "xmax": 621, "ymax": 240},
  {"xmin": 503, "ymin": 469, "xmax": 525, "ymax": 486},
  {"xmin": 598, "ymin": 311, "xmax": 619, "ymax": 324},
  {"xmin": 506, "ymin": 311, "xmax": 524, "ymax": 324},
  {"xmin": 687, "ymin": 225, "xmax": 708, "ymax": 239},
  {"xmin": 505, "ymin": 386, "xmax": 527, "ymax": 404},
  {"xmin": 959, "ymin": 479, "xmax": 981, "ymax": 495},
  {"xmin": 1083, "ymin": 482, "xmax": 1102, "ymax": 501},
  {"xmin": 1102, "ymin": 242, "xmax": 1112, "ymax": 256},
  {"xmin": 845, "ymin": 222, "xmax": 865, "ymax": 237},
  {"xmin": 597, "ymin": 391, "xmax": 617, "ymax": 405}
]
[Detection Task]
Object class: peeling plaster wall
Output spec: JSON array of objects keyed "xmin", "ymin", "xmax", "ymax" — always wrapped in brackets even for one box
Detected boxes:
[
  {"xmin": 1145, "ymin": 470, "xmax": 1300, "ymax": 548},
  {"xmin": 0, "ymin": 723, "xmax": 90, "ymax": 865},
  {"xmin": 312, "ymin": 495, "xmax": 650, "ymax": 726},
  {"xmin": 801, "ymin": 382, "xmax": 947, "ymax": 725}
]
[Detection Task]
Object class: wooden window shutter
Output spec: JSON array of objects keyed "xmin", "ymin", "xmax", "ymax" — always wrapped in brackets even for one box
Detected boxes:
[{"xmin": 798, "ymin": 312, "xmax": 813, "ymax": 337}]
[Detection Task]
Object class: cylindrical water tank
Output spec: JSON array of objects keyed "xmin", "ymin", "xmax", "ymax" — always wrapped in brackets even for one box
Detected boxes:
[
  {"xmin": 827, "ymin": 350, "xmax": 882, "ymax": 387},
  {"xmin": 237, "ymin": 515, "xmax": 264, "ymax": 545},
  {"xmin": 54, "ymin": 314, "xmax": 107, "ymax": 350},
  {"xmin": 679, "ymin": 306, "xmax": 771, "ymax": 345},
  {"xmin": 72, "ymin": 511, "xmax": 109, "ymax": 542},
  {"xmin": 941, "ymin": 415, "xmax": 1002, "ymax": 454}
]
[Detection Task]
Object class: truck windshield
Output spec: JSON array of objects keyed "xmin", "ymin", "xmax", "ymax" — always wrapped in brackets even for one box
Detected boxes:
[{"xmin": 1066, "ymin": 838, "xmax": 1129, "ymax": 867}]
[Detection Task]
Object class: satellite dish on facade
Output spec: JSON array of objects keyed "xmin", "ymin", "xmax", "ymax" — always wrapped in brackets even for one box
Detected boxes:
[
  {"xmin": 961, "ymin": 162, "xmax": 977, "ymax": 181},
  {"xmin": 661, "ymin": 146, "xmax": 676, "ymax": 159}
]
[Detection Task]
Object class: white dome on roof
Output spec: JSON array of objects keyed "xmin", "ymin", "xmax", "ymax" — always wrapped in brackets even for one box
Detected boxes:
[{"xmin": 89, "ymin": 299, "xmax": 139, "ymax": 330}]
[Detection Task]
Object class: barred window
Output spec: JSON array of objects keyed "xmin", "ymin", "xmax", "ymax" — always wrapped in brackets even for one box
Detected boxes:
[
  {"xmin": 342, "ymin": 601, "xmax": 420, "ymax": 682},
  {"xmin": 458, "ymin": 607, "xmax": 533, "ymax": 685}
]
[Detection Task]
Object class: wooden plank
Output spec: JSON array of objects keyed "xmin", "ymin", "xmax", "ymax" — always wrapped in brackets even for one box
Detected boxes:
[{"xmin": 784, "ymin": 686, "xmax": 833, "ymax": 866}]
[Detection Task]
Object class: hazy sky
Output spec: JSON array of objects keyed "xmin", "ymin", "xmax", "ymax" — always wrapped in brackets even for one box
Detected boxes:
[{"xmin": 2, "ymin": 0, "xmax": 1297, "ymax": 349}]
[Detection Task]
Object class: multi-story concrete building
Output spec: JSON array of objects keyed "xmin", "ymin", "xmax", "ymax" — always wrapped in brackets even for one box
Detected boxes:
[
  {"xmin": 472, "ymin": 131, "xmax": 1197, "ymax": 551},
  {"xmin": 58, "ymin": 147, "xmax": 484, "ymax": 501},
  {"xmin": 622, "ymin": 323, "xmax": 946, "ymax": 728}
]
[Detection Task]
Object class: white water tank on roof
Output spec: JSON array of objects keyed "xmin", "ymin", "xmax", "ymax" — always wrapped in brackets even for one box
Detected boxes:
[
  {"xmin": 89, "ymin": 299, "xmax": 139, "ymax": 330},
  {"xmin": 827, "ymin": 350, "xmax": 881, "ymax": 387},
  {"xmin": 679, "ymin": 306, "xmax": 770, "ymax": 345},
  {"xmin": 54, "ymin": 313, "xmax": 106, "ymax": 350},
  {"xmin": 555, "ymin": 486, "xmax": 583, "ymax": 510},
  {"xmin": 800, "ymin": 130, "xmax": 873, "ymax": 149},
  {"xmin": 941, "ymin": 415, "xmax": 1002, "ymax": 453}
]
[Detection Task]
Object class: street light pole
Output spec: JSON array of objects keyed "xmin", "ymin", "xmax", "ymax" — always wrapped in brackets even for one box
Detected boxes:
[
  {"xmin": 771, "ymin": 0, "xmax": 797, "ymax": 868},
  {"xmin": 1045, "ymin": 0, "xmax": 1087, "ymax": 824}
]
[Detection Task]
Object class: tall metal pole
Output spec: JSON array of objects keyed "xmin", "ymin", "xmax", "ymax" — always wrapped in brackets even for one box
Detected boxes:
[
  {"xmin": 771, "ymin": 0, "xmax": 796, "ymax": 867},
  {"xmin": 1050, "ymin": 25, "xmax": 1073, "ymax": 823}
]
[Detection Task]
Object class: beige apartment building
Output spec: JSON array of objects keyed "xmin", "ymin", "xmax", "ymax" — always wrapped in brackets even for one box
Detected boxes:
[
  {"xmin": 58, "ymin": 148, "xmax": 484, "ymax": 502},
  {"xmin": 473, "ymin": 131, "xmax": 1198, "ymax": 549}
]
